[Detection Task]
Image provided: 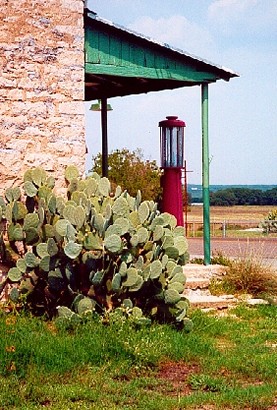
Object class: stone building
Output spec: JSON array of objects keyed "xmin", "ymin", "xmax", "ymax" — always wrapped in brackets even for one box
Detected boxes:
[{"xmin": 0, "ymin": 0, "xmax": 86, "ymax": 193}]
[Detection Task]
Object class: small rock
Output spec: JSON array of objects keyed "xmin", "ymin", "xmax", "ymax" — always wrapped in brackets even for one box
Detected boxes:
[
  {"xmin": 222, "ymin": 294, "xmax": 236, "ymax": 300},
  {"xmin": 246, "ymin": 298, "xmax": 269, "ymax": 306}
]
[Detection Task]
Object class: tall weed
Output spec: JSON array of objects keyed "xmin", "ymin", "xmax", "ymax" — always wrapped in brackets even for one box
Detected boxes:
[{"xmin": 224, "ymin": 243, "xmax": 277, "ymax": 297}]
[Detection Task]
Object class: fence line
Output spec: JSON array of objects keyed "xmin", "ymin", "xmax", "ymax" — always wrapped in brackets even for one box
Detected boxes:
[{"xmin": 186, "ymin": 220, "xmax": 262, "ymax": 238}]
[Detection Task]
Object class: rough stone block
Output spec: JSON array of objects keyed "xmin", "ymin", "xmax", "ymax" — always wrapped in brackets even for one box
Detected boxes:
[
  {"xmin": 0, "ymin": 0, "xmax": 85, "ymax": 196},
  {"xmin": 58, "ymin": 101, "xmax": 85, "ymax": 115}
]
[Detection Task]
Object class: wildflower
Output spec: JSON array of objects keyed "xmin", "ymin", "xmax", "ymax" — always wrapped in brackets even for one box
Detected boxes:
[
  {"xmin": 5, "ymin": 345, "xmax": 16, "ymax": 353},
  {"xmin": 5, "ymin": 316, "xmax": 16, "ymax": 326},
  {"xmin": 7, "ymin": 361, "xmax": 16, "ymax": 372}
]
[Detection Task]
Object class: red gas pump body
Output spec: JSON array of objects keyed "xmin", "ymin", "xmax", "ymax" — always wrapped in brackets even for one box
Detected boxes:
[{"xmin": 159, "ymin": 116, "xmax": 186, "ymax": 226}]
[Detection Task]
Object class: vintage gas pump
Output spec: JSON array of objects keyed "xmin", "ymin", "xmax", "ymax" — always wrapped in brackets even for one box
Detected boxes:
[{"xmin": 159, "ymin": 116, "xmax": 186, "ymax": 226}]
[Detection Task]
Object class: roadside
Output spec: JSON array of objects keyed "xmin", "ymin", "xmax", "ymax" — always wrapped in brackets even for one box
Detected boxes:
[
  {"xmin": 187, "ymin": 237, "xmax": 277, "ymax": 270},
  {"xmin": 185, "ymin": 237, "xmax": 277, "ymax": 309}
]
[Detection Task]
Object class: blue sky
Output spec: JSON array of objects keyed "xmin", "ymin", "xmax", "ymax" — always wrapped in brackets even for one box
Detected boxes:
[{"xmin": 86, "ymin": 0, "xmax": 276, "ymax": 185}]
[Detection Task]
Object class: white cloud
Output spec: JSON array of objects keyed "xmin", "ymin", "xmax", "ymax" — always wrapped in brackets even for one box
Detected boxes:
[
  {"xmin": 128, "ymin": 15, "xmax": 217, "ymax": 61},
  {"xmin": 208, "ymin": 0, "xmax": 277, "ymax": 35},
  {"xmin": 208, "ymin": 0, "xmax": 258, "ymax": 20}
]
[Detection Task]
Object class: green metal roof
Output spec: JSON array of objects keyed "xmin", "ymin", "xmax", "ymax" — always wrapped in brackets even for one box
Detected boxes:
[{"xmin": 85, "ymin": 10, "xmax": 238, "ymax": 100}]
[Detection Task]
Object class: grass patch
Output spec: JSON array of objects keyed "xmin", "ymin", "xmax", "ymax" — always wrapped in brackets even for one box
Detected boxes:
[{"xmin": 0, "ymin": 304, "xmax": 276, "ymax": 409}]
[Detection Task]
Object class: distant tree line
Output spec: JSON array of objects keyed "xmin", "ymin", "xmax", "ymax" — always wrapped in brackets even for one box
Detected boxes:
[
  {"xmin": 209, "ymin": 187, "xmax": 277, "ymax": 206},
  {"xmin": 91, "ymin": 149, "xmax": 276, "ymax": 207}
]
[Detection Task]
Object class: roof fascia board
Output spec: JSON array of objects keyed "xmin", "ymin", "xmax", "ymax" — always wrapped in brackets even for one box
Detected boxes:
[{"xmin": 85, "ymin": 62, "xmax": 218, "ymax": 83}]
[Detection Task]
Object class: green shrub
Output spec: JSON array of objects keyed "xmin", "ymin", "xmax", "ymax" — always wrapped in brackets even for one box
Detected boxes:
[
  {"xmin": 190, "ymin": 251, "xmax": 230, "ymax": 266},
  {"xmin": 0, "ymin": 166, "xmax": 191, "ymax": 328},
  {"xmin": 211, "ymin": 250, "xmax": 232, "ymax": 266},
  {"xmin": 261, "ymin": 209, "xmax": 277, "ymax": 233},
  {"xmin": 91, "ymin": 148, "xmax": 162, "ymax": 202}
]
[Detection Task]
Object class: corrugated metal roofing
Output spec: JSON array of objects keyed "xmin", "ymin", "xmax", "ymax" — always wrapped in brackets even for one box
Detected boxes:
[{"xmin": 85, "ymin": 9, "xmax": 239, "ymax": 100}]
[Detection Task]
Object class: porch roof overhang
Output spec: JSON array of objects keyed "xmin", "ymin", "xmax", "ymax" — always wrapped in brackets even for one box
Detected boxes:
[
  {"xmin": 84, "ymin": 10, "xmax": 239, "ymax": 100},
  {"xmin": 84, "ymin": 9, "xmax": 239, "ymax": 265}
]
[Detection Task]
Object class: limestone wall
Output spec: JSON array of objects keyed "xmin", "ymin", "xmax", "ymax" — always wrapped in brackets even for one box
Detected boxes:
[{"xmin": 0, "ymin": 0, "xmax": 86, "ymax": 194}]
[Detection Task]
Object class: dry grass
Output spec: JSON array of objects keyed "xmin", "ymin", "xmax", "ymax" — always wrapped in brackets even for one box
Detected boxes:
[
  {"xmin": 188, "ymin": 205, "xmax": 273, "ymax": 223},
  {"xmin": 210, "ymin": 246, "xmax": 277, "ymax": 298},
  {"xmin": 187, "ymin": 205, "xmax": 277, "ymax": 237},
  {"xmin": 225, "ymin": 259, "xmax": 277, "ymax": 298}
]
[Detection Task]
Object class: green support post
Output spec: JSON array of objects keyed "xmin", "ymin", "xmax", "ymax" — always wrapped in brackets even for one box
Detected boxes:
[{"xmin": 201, "ymin": 83, "xmax": 211, "ymax": 265}]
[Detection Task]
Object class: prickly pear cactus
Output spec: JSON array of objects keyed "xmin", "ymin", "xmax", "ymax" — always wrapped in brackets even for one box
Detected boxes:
[{"xmin": 0, "ymin": 166, "xmax": 191, "ymax": 328}]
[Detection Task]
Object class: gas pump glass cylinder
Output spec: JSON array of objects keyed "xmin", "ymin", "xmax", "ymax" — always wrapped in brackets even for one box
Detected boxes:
[{"xmin": 159, "ymin": 116, "xmax": 186, "ymax": 168}]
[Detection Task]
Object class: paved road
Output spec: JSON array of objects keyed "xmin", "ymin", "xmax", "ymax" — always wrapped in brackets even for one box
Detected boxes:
[{"xmin": 188, "ymin": 237, "xmax": 277, "ymax": 268}]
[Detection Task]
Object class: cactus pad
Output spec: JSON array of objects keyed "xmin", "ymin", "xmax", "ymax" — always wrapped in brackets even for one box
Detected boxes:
[
  {"xmin": 24, "ymin": 181, "xmax": 38, "ymax": 197},
  {"xmin": 104, "ymin": 234, "xmax": 122, "ymax": 253},
  {"xmin": 8, "ymin": 267, "xmax": 23, "ymax": 282},
  {"xmin": 64, "ymin": 241, "xmax": 82, "ymax": 259},
  {"xmin": 65, "ymin": 165, "xmax": 79, "ymax": 182},
  {"xmin": 112, "ymin": 197, "xmax": 129, "ymax": 217},
  {"xmin": 23, "ymin": 213, "xmax": 39, "ymax": 230}
]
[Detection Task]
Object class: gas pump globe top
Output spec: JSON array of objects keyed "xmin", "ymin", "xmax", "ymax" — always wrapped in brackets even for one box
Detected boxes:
[{"xmin": 159, "ymin": 116, "xmax": 186, "ymax": 168}]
